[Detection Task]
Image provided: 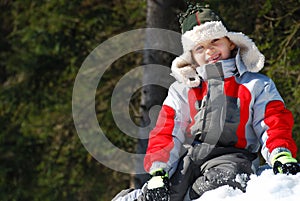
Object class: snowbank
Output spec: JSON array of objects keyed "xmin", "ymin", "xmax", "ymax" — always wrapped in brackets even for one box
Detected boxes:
[{"xmin": 195, "ymin": 169, "xmax": 300, "ymax": 201}]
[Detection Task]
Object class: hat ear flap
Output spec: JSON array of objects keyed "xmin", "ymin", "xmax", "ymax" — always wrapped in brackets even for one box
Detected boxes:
[
  {"xmin": 171, "ymin": 51, "xmax": 201, "ymax": 88},
  {"xmin": 227, "ymin": 32, "xmax": 265, "ymax": 72}
]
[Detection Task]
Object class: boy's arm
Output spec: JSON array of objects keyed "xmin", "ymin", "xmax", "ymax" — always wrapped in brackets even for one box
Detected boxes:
[
  {"xmin": 253, "ymin": 77, "xmax": 298, "ymax": 171},
  {"xmin": 263, "ymin": 100, "xmax": 297, "ymax": 160},
  {"xmin": 144, "ymin": 104, "xmax": 177, "ymax": 173},
  {"xmin": 144, "ymin": 82, "xmax": 190, "ymax": 176}
]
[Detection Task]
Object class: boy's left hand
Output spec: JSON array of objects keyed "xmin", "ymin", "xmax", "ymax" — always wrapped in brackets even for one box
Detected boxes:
[{"xmin": 272, "ymin": 152, "xmax": 300, "ymax": 175}]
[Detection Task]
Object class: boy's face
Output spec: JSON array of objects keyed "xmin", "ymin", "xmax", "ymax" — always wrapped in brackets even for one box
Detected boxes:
[{"xmin": 191, "ymin": 37, "xmax": 236, "ymax": 66}]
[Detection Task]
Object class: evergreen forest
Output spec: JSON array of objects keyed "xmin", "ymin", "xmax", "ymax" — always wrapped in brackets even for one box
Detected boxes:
[{"xmin": 0, "ymin": 0, "xmax": 300, "ymax": 200}]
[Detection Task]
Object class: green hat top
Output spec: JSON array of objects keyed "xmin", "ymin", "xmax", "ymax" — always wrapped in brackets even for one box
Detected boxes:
[{"xmin": 179, "ymin": 4, "xmax": 223, "ymax": 34}]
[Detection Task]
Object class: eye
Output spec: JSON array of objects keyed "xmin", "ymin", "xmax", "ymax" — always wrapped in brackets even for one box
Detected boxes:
[
  {"xmin": 211, "ymin": 38, "xmax": 220, "ymax": 43},
  {"xmin": 194, "ymin": 45, "xmax": 204, "ymax": 52}
]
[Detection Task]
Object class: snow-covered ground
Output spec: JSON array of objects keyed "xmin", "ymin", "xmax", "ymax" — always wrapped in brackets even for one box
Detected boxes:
[{"xmin": 194, "ymin": 169, "xmax": 300, "ymax": 201}]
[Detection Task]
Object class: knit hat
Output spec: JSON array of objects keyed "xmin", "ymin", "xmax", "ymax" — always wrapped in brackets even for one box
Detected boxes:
[{"xmin": 171, "ymin": 4, "xmax": 265, "ymax": 87}]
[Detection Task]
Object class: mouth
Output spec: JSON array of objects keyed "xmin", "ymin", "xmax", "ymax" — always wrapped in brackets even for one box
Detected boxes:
[{"xmin": 207, "ymin": 54, "xmax": 221, "ymax": 63}]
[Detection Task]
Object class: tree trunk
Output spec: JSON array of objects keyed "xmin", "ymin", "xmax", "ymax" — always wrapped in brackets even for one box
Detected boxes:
[{"xmin": 134, "ymin": 0, "xmax": 185, "ymax": 188}]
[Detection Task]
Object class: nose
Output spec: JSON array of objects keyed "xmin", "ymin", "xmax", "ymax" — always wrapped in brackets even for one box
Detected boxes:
[{"xmin": 206, "ymin": 45, "xmax": 215, "ymax": 55}]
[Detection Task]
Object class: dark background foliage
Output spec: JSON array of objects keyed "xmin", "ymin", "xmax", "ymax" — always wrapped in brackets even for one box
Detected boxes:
[{"xmin": 0, "ymin": 0, "xmax": 299, "ymax": 200}]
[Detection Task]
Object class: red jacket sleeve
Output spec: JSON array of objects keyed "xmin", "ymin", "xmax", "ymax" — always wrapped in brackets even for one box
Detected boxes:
[
  {"xmin": 265, "ymin": 100, "xmax": 297, "ymax": 157},
  {"xmin": 144, "ymin": 105, "xmax": 175, "ymax": 172}
]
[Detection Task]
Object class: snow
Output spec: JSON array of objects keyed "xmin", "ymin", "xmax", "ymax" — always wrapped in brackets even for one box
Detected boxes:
[{"xmin": 194, "ymin": 169, "xmax": 300, "ymax": 201}]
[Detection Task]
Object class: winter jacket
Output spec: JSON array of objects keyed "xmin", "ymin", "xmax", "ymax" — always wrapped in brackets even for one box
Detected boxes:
[{"xmin": 144, "ymin": 54, "xmax": 298, "ymax": 176}]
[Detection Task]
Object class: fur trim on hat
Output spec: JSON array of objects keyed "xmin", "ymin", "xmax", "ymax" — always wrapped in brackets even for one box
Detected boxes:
[
  {"xmin": 226, "ymin": 32, "xmax": 265, "ymax": 72},
  {"xmin": 182, "ymin": 21, "xmax": 227, "ymax": 52},
  {"xmin": 170, "ymin": 52, "xmax": 200, "ymax": 88},
  {"xmin": 181, "ymin": 21, "xmax": 265, "ymax": 72}
]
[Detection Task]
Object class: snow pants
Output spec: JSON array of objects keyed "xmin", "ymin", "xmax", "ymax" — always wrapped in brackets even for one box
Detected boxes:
[
  {"xmin": 169, "ymin": 145, "xmax": 257, "ymax": 201},
  {"xmin": 111, "ymin": 145, "xmax": 257, "ymax": 201}
]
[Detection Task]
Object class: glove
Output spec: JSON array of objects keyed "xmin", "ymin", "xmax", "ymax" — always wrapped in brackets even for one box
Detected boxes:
[
  {"xmin": 272, "ymin": 152, "xmax": 300, "ymax": 175},
  {"xmin": 145, "ymin": 169, "xmax": 170, "ymax": 201}
]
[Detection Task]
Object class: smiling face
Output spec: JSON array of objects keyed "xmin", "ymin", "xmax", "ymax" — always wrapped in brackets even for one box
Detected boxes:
[{"xmin": 191, "ymin": 37, "xmax": 236, "ymax": 66}]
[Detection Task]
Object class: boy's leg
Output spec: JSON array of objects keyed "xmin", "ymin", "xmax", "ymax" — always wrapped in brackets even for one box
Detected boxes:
[
  {"xmin": 189, "ymin": 152, "xmax": 254, "ymax": 199},
  {"xmin": 169, "ymin": 152, "xmax": 200, "ymax": 201}
]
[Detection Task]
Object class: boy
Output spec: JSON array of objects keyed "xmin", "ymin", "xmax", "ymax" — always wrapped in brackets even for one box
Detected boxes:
[{"xmin": 113, "ymin": 5, "xmax": 299, "ymax": 201}]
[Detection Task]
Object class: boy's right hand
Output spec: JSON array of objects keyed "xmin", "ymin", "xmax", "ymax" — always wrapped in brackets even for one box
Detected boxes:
[{"xmin": 145, "ymin": 169, "xmax": 170, "ymax": 201}]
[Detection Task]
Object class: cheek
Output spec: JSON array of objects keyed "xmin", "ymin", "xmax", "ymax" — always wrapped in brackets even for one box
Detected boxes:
[
  {"xmin": 219, "ymin": 46, "xmax": 232, "ymax": 57},
  {"xmin": 193, "ymin": 53, "xmax": 206, "ymax": 65}
]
